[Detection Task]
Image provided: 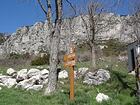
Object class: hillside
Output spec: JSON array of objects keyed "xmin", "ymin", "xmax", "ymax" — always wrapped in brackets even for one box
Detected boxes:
[{"xmin": 0, "ymin": 13, "xmax": 135, "ymax": 55}]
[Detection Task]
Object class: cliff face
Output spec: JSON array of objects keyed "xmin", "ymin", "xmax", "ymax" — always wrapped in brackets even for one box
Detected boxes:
[{"xmin": 0, "ymin": 13, "xmax": 135, "ymax": 55}]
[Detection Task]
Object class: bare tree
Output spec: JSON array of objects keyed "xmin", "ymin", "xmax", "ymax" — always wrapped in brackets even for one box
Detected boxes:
[
  {"xmin": 80, "ymin": 1, "xmax": 117, "ymax": 70},
  {"xmin": 37, "ymin": 0, "xmax": 63, "ymax": 95}
]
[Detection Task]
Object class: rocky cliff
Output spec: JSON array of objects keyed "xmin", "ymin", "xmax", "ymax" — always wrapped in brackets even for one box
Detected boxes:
[{"xmin": 0, "ymin": 13, "xmax": 135, "ymax": 55}]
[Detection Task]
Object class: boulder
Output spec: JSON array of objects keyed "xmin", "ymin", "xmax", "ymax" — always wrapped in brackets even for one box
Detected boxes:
[
  {"xmin": 96, "ymin": 93, "xmax": 110, "ymax": 103},
  {"xmin": 0, "ymin": 75, "xmax": 11, "ymax": 83},
  {"xmin": 27, "ymin": 68, "xmax": 40, "ymax": 78},
  {"xmin": 0, "ymin": 83, "xmax": 5, "ymax": 86},
  {"xmin": 75, "ymin": 67, "xmax": 88, "ymax": 78},
  {"xmin": 7, "ymin": 68, "xmax": 16, "ymax": 76},
  {"xmin": 42, "ymin": 79, "xmax": 48, "ymax": 85},
  {"xmin": 78, "ymin": 68, "xmax": 88, "ymax": 75},
  {"xmin": 58, "ymin": 70, "xmax": 68, "ymax": 79},
  {"xmin": 2, "ymin": 78, "xmax": 17, "ymax": 88},
  {"xmin": 41, "ymin": 69, "xmax": 49, "ymax": 75},
  {"xmin": 16, "ymin": 77, "xmax": 36, "ymax": 89},
  {"xmin": 83, "ymin": 69, "xmax": 110, "ymax": 85},
  {"xmin": 16, "ymin": 69, "xmax": 28, "ymax": 82},
  {"xmin": 40, "ymin": 69, "xmax": 49, "ymax": 80},
  {"xmin": 27, "ymin": 85, "xmax": 43, "ymax": 91}
]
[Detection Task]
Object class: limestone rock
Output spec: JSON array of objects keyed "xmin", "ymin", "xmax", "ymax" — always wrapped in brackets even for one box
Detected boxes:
[
  {"xmin": 16, "ymin": 77, "xmax": 36, "ymax": 89},
  {"xmin": 7, "ymin": 68, "xmax": 16, "ymax": 76},
  {"xmin": 27, "ymin": 85, "xmax": 43, "ymax": 91},
  {"xmin": 96, "ymin": 93, "xmax": 110, "ymax": 103},
  {"xmin": 58, "ymin": 70, "xmax": 68, "ymax": 79},
  {"xmin": 41, "ymin": 69, "xmax": 49, "ymax": 75},
  {"xmin": 16, "ymin": 69, "xmax": 28, "ymax": 82},
  {"xmin": 0, "ymin": 14, "xmax": 135, "ymax": 56},
  {"xmin": 27, "ymin": 68, "xmax": 40, "ymax": 78},
  {"xmin": 2, "ymin": 78, "xmax": 17, "ymax": 88},
  {"xmin": 83, "ymin": 69, "xmax": 110, "ymax": 85},
  {"xmin": 128, "ymin": 71, "xmax": 135, "ymax": 76},
  {"xmin": 75, "ymin": 67, "xmax": 88, "ymax": 78},
  {"xmin": 0, "ymin": 83, "xmax": 5, "ymax": 86}
]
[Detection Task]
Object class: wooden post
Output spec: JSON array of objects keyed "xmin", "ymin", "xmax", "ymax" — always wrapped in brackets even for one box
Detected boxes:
[
  {"xmin": 70, "ymin": 66, "xmax": 74, "ymax": 100},
  {"xmin": 64, "ymin": 42, "xmax": 76, "ymax": 100}
]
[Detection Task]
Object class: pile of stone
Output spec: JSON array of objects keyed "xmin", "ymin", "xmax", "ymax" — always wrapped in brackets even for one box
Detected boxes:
[
  {"xmin": 0, "ymin": 68, "xmax": 68, "ymax": 91},
  {"xmin": 83, "ymin": 69, "xmax": 110, "ymax": 85},
  {"xmin": 0, "ymin": 67, "xmax": 111, "ymax": 91}
]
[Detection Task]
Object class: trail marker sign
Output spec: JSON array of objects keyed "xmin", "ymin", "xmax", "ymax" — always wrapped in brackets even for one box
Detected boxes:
[
  {"xmin": 64, "ymin": 53, "xmax": 76, "ymax": 68},
  {"xmin": 64, "ymin": 45, "xmax": 76, "ymax": 100}
]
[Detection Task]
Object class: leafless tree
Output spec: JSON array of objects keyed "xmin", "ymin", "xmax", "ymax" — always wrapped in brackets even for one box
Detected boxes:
[
  {"xmin": 80, "ymin": 1, "xmax": 117, "ymax": 70},
  {"xmin": 37, "ymin": 0, "xmax": 63, "ymax": 95}
]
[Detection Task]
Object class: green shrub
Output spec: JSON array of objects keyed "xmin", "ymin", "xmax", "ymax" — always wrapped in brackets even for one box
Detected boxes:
[
  {"xmin": 9, "ymin": 53, "xmax": 23, "ymax": 59},
  {"xmin": 0, "ymin": 33, "xmax": 6, "ymax": 44},
  {"xmin": 102, "ymin": 39, "xmax": 126, "ymax": 56},
  {"xmin": 8, "ymin": 52, "xmax": 30, "ymax": 59},
  {"xmin": 31, "ymin": 54, "xmax": 50, "ymax": 66}
]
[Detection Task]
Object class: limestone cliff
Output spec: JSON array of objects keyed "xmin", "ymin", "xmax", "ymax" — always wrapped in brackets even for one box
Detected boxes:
[{"xmin": 0, "ymin": 13, "xmax": 135, "ymax": 55}]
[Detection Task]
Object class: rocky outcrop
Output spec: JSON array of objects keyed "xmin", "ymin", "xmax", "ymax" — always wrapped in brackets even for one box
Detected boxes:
[{"xmin": 0, "ymin": 13, "xmax": 135, "ymax": 55}]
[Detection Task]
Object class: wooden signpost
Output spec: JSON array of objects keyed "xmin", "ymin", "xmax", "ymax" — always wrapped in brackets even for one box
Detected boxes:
[{"xmin": 64, "ymin": 45, "xmax": 76, "ymax": 100}]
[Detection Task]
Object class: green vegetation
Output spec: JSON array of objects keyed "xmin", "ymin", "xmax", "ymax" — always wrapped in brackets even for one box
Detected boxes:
[
  {"xmin": 102, "ymin": 39, "xmax": 126, "ymax": 56},
  {"xmin": 8, "ymin": 53, "xmax": 30, "ymax": 60},
  {"xmin": 31, "ymin": 54, "xmax": 50, "ymax": 66},
  {"xmin": 0, "ymin": 33, "xmax": 6, "ymax": 44},
  {"xmin": 0, "ymin": 59, "xmax": 138, "ymax": 105}
]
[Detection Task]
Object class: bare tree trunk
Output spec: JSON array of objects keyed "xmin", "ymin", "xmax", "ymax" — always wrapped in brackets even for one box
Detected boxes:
[
  {"xmin": 44, "ymin": 0, "xmax": 62, "ymax": 95},
  {"xmin": 44, "ymin": 24, "xmax": 60, "ymax": 95},
  {"xmin": 91, "ymin": 43, "xmax": 96, "ymax": 70}
]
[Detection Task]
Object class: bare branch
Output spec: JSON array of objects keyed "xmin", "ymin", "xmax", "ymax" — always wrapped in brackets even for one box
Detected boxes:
[
  {"xmin": 65, "ymin": 0, "xmax": 76, "ymax": 16},
  {"xmin": 37, "ymin": 0, "xmax": 48, "ymax": 15}
]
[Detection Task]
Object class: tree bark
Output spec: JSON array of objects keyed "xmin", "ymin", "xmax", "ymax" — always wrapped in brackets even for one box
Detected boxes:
[
  {"xmin": 91, "ymin": 43, "xmax": 96, "ymax": 70},
  {"xmin": 44, "ymin": 23, "xmax": 60, "ymax": 95},
  {"xmin": 44, "ymin": 0, "xmax": 62, "ymax": 95}
]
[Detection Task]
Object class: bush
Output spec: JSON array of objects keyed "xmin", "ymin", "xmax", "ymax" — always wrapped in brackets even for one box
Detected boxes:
[
  {"xmin": 31, "ymin": 54, "xmax": 50, "ymax": 66},
  {"xmin": 102, "ymin": 39, "xmax": 126, "ymax": 56},
  {"xmin": 8, "ymin": 52, "xmax": 30, "ymax": 59}
]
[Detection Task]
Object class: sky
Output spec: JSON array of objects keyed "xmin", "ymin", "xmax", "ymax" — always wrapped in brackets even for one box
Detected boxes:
[{"xmin": 0, "ymin": 0, "xmax": 136, "ymax": 33}]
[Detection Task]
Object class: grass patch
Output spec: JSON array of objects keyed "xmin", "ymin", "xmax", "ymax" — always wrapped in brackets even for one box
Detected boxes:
[{"xmin": 0, "ymin": 58, "xmax": 139, "ymax": 105}]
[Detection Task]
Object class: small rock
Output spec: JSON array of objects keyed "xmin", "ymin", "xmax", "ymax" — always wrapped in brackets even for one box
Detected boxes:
[
  {"xmin": 75, "ymin": 67, "xmax": 88, "ymax": 78},
  {"xmin": 16, "ymin": 77, "xmax": 36, "ymax": 89},
  {"xmin": 59, "ymin": 81, "xmax": 64, "ymax": 85},
  {"xmin": 58, "ymin": 70, "xmax": 68, "ymax": 79},
  {"xmin": 0, "ymin": 83, "xmax": 5, "ymax": 86},
  {"xmin": 42, "ymin": 78, "xmax": 48, "ymax": 85},
  {"xmin": 27, "ymin": 85, "xmax": 43, "ymax": 91},
  {"xmin": 16, "ymin": 69, "xmax": 28, "ymax": 82},
  {"xmin": 61, "ymin": 89, "xmax": 64, "ymax": 93},
  {"xmin": 27, "ymin": 68, "xmax": 40, "ymax": 77},
  {"xmin": 3, "ymin": 78, "xmax": 17, "ymax": 88},
  {"xmin": 96, "ymin": 93, "xmax": 110, "ymax": 103},
  {"xmin": 41, "ymin": 69, "xmax": 49, "ymax": 75},
  {"xmin": 36, "ymin": 66, "xmax": 44, "ymax": 69},
  {"xmin": 128, "ymin": 71, "xmax": 135, "ymax": 76},
  {"xmin": 0, "ymin": 87, "xmax": 2, "ymax": 90},
  {"xmin": 7, "ymin": 68, "xmax": 16, "ymax": 76}
]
